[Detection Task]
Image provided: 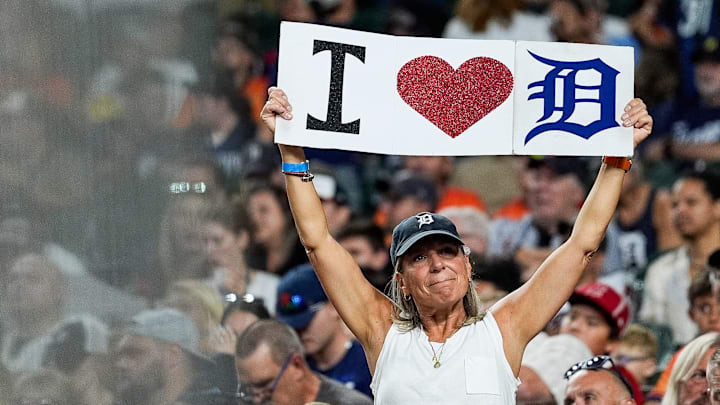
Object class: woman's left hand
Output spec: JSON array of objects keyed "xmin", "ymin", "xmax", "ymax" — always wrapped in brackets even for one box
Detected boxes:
[{"xmin": 621, "ymin": 98, "xmax": 653, "ymax": 149}]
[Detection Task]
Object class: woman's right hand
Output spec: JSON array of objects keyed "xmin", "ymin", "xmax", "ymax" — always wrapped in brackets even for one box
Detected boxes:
[
  {"xmin": 261, "ymin": 87, "xmax": 305, "ymax": 162},
  {"xmin": 260, "ymin": 87, "xmax": 293, "ymax": 134}
]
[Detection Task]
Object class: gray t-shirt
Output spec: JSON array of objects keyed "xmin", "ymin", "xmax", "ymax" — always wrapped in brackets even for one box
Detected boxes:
[{"xmin": 313, "ymin": 374, "xmax": 373, "ymax": 405}]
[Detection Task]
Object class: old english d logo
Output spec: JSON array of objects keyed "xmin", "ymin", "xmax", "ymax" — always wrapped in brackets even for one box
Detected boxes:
[{"xmin": 525, "ymin": 51, "xmax": 620, "ymax": 144}]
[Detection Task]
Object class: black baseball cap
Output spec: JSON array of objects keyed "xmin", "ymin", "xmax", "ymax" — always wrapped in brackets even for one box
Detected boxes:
[{"xmin": 390, "ymin": 212, "xmax": 464, "ymax": 268}]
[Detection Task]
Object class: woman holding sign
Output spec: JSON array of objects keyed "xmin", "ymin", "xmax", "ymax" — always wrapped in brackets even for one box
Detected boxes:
[{"xmin": 261, "ymin": 87, "xmax": 652, "ymax": 404}]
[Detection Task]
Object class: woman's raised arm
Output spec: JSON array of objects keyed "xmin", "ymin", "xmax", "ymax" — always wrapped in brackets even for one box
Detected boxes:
[
  {"xmin": 491, "ymin": 98, "xmax": 653, "ymax": 375},
  {"xmin": 261, "ymin": 87, "xmax": 393, "ymax": 367}
]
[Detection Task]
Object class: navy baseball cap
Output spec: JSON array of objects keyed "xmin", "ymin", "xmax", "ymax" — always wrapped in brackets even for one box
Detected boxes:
[
  {"xmin": 390, "ymin": 212, "xmax": 465, "ymax": 268},
  {"xmin": 276, "ymin": 264, "xmax": 328, "ymax": 330}
]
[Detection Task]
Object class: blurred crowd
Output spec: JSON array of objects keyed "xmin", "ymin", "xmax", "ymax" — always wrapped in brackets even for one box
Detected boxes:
[{"xmin": 0, "ymin": 0, "xmax": 719, "ymax": 404}]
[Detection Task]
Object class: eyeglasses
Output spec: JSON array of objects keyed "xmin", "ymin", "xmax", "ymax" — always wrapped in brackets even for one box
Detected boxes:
[
  {"xmin": 564, "ymin": 355, "xmax": 635, "ymax": 399},
  {"xmin": 238, "ymin": 353, "xmax": 294, "ymax": 403}
]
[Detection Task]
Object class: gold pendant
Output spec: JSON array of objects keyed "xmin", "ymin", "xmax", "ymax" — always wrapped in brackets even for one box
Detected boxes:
[{"xmin": 433, "ymin": 361, "xmax": 441, "ymax": 368}]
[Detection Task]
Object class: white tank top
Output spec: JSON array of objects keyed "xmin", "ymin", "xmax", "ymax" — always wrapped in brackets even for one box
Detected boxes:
[{"xmin": 370, "ymin": 311, "xmax": 520, "ymax": 405}]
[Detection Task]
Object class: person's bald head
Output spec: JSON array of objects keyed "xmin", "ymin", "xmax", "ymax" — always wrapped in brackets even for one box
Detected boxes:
[{"xmin": 564, "ymin": 369, "xmax": 636, "ymax": 405}]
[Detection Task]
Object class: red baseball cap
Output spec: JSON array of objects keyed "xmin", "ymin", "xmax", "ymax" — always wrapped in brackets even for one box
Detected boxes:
[{"xmin": 569, "ymin": 282, "xmax": 630, "ymax": 336}]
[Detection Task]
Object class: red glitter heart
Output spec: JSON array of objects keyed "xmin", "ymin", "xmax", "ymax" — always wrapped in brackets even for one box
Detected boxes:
[{"xmin": 397, "ymin": 56, "xmax": 514, "ymax": 138}]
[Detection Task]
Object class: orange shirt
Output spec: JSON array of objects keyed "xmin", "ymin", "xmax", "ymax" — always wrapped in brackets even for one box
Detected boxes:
[
  {"xmin": 437, "ymin": 186, "xmax": 487, "ymax": 213},
  {"xmin": 493, "ymin": 197, "xmax": 529, "ymax": 220}
]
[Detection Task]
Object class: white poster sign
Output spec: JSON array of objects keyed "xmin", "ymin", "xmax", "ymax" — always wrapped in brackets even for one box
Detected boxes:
[{"xmin": 275, "ymin": 22, "xmax": 633, "ymax": 156}]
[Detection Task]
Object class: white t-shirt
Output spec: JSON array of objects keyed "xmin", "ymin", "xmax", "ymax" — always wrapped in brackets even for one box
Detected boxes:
[{"xmin": 371, "ymin": 311, "xmax": 519, "ymax": 405}]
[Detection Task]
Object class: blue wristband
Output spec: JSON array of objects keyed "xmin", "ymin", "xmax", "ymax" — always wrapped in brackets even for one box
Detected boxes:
[{"xmin": 282, "ymin": 161, "xmax": 309, "ymax": 173}]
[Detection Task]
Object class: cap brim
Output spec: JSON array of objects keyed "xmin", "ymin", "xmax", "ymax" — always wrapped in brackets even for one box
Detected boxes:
[
  {"xmin": 277, "ymin": 309, "xmax": 319, "ymax": 330},
  {"xmin": 568, "ymin": 294, "xmax": 616, "ymax": 332},
  {"xmin": 395, "ymin": 230, "xmax": 464, "ymax": 260}
]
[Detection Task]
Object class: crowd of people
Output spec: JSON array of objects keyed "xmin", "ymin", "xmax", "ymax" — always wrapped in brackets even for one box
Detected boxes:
[{"xmin": 0, "ymin": 0, "xmax": 719, "ymax": 404}]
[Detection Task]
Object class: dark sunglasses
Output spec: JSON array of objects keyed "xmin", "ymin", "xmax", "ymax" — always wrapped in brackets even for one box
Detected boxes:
[{"xmin": 564, "ymin": 355, "xmax": 635, "ymax": 399}]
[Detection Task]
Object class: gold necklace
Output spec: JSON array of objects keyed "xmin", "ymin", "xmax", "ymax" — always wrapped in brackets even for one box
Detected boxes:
[
  {"xmin": 429, "ymin": 341, "xmax": 447, "ymax": 368},
  {"xmin": 426, "ymin": 318, "xmax": 469, "ymax": 368}
]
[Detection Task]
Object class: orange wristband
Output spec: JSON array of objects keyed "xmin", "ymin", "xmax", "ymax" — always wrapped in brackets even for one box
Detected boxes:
[{"xmin": 602, "ymin": 156, "xmax": 632, "ymax": 172}]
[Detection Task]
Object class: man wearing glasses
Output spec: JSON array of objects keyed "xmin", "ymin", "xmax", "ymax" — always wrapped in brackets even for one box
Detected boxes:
[
  {"xmin": 564, "ymin": 356, "xmax": 637, "ymax": 405},
  {"xmin": 235, "ymin": 319, "xmax": 372, "ymax": 405}
]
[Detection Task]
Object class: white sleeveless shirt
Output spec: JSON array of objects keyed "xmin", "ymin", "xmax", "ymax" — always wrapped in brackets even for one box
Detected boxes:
[{"xmin": 370, "ymin": 311, "xmax": 519, "ymax": 405}]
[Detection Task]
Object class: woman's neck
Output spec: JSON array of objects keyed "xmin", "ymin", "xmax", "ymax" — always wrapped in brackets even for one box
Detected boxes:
[{"xmin": 419, "ymin": 303, "xmax": 467, "ymax": 342}]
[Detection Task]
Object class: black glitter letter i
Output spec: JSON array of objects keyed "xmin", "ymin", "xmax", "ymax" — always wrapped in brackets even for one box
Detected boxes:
[{"xmin": 306, "ymin": 40, "xmax": 366, "ymax": 134}]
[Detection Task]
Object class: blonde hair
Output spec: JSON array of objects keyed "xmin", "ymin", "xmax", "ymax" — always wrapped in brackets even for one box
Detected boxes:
[
  {"xmin": 620, "ymin": 323, "xmax": 659, "ymax": 359},
  {"xmin": 662, "ymin": 332, "xmax": 720, "ymax": 405},
  {"xmin": 161, "ymin": 279, "xmax": 224, "ymax": 354},
  {"xmin": 389, "ymin": 251, "xmax": 484, "ymax": 332}
]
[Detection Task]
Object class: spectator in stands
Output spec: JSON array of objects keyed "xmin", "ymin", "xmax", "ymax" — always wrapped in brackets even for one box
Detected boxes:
[
  {"xmin": 493, "ymin": 157, "xmax": 534, "ymax": 221},
  {"xmin": 244, "ymin": 182, "xmax": 308, "ymax": 276},
  {"xmin": 613, "ymin": 324, "xmax": 659, "ymax": 385},
  {"xmin": 213, "ymin": 19, "xmax": 269, "ymax": 126},
  {"xmin": 664, "ymin": 37, "xmax": 720, "ymax": 164},
  {"xmin": 443, "ymin": 0, "xmax": 553, "ymax": 41},
  {"xmin": 438, "ymin": 206, "xmax": 490, "ymax": 258},
  {"xmin": 150, "ymin": 194, "xmax": 217, "ymax": 300},
  {"xmin": 235, "ymin": 319, "xmax": 372, "ymax": 405},
  {"xmin": 611, "ymin": 324, "xmax": 660, "ymax": 403},
  {"xmin": 688, "ymin": 271, "xmax": 720, "ymax": 336},
  {"xmin": 42, "ymin": 316, "xmax": 114, "ymax": 405},
  {"xmin": 337, "ymin": 221, "xmax": 393, "ymax": 293},
  {"xmin": 549, "ymin": 0, "xmax": 636, "ymax": 49},
  {"xmin": 471, "ymin": 257, "xmax": 522, "ymax": 311},
  {"xmin": 614, "ymin": 160, "xmax": 681, "ymax": 276},
  {"xmin": 378, "ymin": 172, "xmax": 438, "ymax": 236},
  {"xmin": 519, "ymin": 282, "xmax": 632, "ymax": 404},
  {"xmin": 641, "ymin": 170, "xmax": 720, "ymax": 346},
  {"xmin": 563, "ymin": 355, "xmax": 637, "ymax": 405},
  {"xmin": 659, "ymin": 333, "xmax": 719, "ymax": 405},
  {"xmin": 279, "ymin": 0, "xmax": 356, "ymax": 26},
  {"xmin": 160, "ymin": 279, "xmax": 224, "ymax": 355},
  {"xmin": 403, "ymin": 155, "xmax": 486, "ymax": 213},
  {"xmin": 221, "ymin": 294, "xmax": 271, "ymax": 337},
  {"xmin": 314, "ymin": 170, "xmax": 353, "ymax": 237},
  {"xmin": 10, "ymin": 369, "xmax": 82, "ymax": 405},
  {"xmin": 489, "ymin": 157, "xmax": 612, "ymax": 280},
  {"xmin": 202, "ymin": 196, "xmax": 279, "ymax": 309},
  {"xmin": 1, "ymin": 253, "xmax": 66, "ymax": 373},
  {"xmin": 276, "ymin": 264, "xmax": 372, "ymax": 397},
  {"xmin": 193, "ymin": 71, "xmax": 256, "ymax": 186},
  {"xmin": 647, "ymin": 267, "xmax": 720, "ymax": 403},
  {"xmin": 112, "ymin": 308, "xmax": 224, "ymax": 405}
]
